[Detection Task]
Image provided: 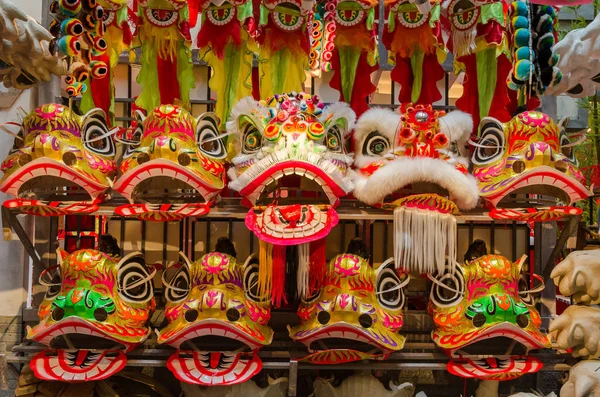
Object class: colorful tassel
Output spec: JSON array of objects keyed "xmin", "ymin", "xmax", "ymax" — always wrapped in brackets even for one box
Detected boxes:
[
  {"xmin": 258, "ymin": 239, "xmax": 273, "ymax": 300},
  {"xmin": 271, "ymin": 245, "xmax": 287, "ymax": 307},
  {"xmin": 309, "ymin": 238, "xmax": 326, "ymax": 294},
  {"xmin": 286, "ymin": 245, "xmax": 299, "ymax": 301},
  {"xmin": 297, "ymin": 243, "xmax": 310, "ymax": 299}
]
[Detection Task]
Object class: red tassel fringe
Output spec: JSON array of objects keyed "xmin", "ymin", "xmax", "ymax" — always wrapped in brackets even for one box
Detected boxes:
[
  {"xmin": 309, "ymin": 238, "xmax": 326, "ymax": 294},
  {"xmin": 271, "ymin": 245, "xmax": 287, "ymax": 307}
]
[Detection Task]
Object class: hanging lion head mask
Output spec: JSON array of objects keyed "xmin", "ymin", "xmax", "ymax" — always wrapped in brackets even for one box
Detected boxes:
[
  {"xmin": 0, "ymin": 104, "xmax": 116, "ymax": 215},
  {"xmin": 353, "ymin": 104, "xmax": 477, "ymax": 274},
  {"xmin": 428, "ymin": 254, "xmax": 550, "ymax": 380},
  {"xmin": 27, "ymin": 249, "xmax": 156, "ymax": 382},
  {"xmin": 472, "ymin": 111, "xmax": 591, "ymax": 221},
  {"xmin": 289, "ymin": 240, "xmax": 409, "ymax": 364},
  {"xmin": 158, "ymin": 246, "xmax": 273, "ymax": 386},
  {"xmin": 113, "ymin": 104, "xmax": 227, "ymax": 221}
]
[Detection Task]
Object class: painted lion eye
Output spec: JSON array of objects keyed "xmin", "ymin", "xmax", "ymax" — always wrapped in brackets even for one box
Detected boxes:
[
  {"xmin": 559, "ymin": 133, "xmax": 577, "ymax": 164},
  {"xmin": 472, "ymin": 124, "xmax": 505, "ymax": 165},
  {"xmin": 518, "ymin": 275, "xmax": 533, "ymax": 305},
  {"xmin": 243, "ymin": 126, "xmax": 262, "ymax": 154},
  {"xmin": 197, "ymin": 116, "xmax": 226, "ymax": 159},
  {"xmin": 376, "ymin": 259, "xmax": 408, "ymax": 311},
  {"xmin": 430, "ymin": 267, "xmax": 465, "ymax": 308},
  {"xmin": 117, "ymin": 257, "xmax": 154, "ymax": 304},
  {"xmin": 82, "ymin": 110, "xmax": 115, "ymax": 157},
  {"xmin": 243, "ymin": 256, "xmax": 268, "ymax": 303},
  {"xmin": 364, "ymin": 131, "xmax": 390, "ymax": 156},
  {"xmin": 40, "ymin": 266, "xmax": 62, "ymax": 300},
  {"xmin": 326, "ymin": 126, "xmax": 343, "ymax": 152},
  {"xmin": 164, "ymin": 265, "xmax": 190, "ymax": 304},
  {"xmin": 84, "ymin": 122, "xmax": 114, "ymax": 156}
]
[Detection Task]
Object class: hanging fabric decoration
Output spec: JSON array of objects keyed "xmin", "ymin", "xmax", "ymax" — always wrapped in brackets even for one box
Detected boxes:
[
  {"xmin": 323, "ymin": 0, "xmax": 378, "ymax": 116},
  {"xmin": 309, "ymin": 237, "xmax": 326, "ymax": 293},
  {"xmin": 197, "ymin": 0, "xmax": 254, "ymax": 130},
  {"xmin": 133, "ymin": 0, "xmax": 194, "ymax": 112},
  {"xmin": 28, "ymin": 249, "xmax": 156, "ymax": 381},
  {"xmin": 383, "ymin": 0, "xmax": 446, "ymax": 106},
  {"xmin": 352, "ymin": 105, "xmax": 477, "ymax": 274},
  {"xmin": 256, "ymin": 0, "xmax": 312, "ymax": 99},
  {"xmin": 443, "ymin": 0, "xmax": 512, "ymax": 131},
  {"xmin": 506, "ymin": 1, "xmax": 561, "ymax": 111},
  {"xmin": 113, "ymin": 105, "xmax": 227, "ymax": 221},
  {"xmin": 297, "ymin": 242, "xmax": 310, "ymax": 299},
  {"xmin": 81, "ymin": 0, "xmax": 133, "ymax": 127},
  {"xmin": 290, "ymin": 241, "xmax": 409, "ymax": 364},
  {"xmin": 258, "ymin": 239, "xmax": 274, "ymax": 300},
  {"xmin": 159, "ymin": 245, "xmax": 273, "ymax": 386},
  {"xmin": 48, "ymin": 0, "xmax": 108, "ymax": 99},
  {"xmin": 227, "ymin": 93, "xmax": 355, "ymax": 304},
  {"xmin": 429, "ymin": 255, "xmax": 550, "ymax": 380},
  {"xmin": 393, "ymin": 206, "xmax": 457, "ymax": 275},
  {"xmin": 271, "ymin": 244, "xmax": 288, "ymax": 306}
]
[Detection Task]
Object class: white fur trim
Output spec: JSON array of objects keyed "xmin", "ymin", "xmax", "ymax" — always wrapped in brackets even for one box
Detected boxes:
[
  {"xmin": 226, "ymin": 96, "xmax": 267, "ymax": 137},
  {"xmin": 321, "ymin": 102, "xmax": 357, "ymax": 135},
  {"xmin": 439, "ymin": 111, "xmax": 473, "ymax": 142},
  {"xmin": 353, "ymin": 157, "xmax": 479, "ymax": 210},
  {"xmin": 353, "ymin": 107, "xmax": 400, "ymax": 145},
  {"xmin": 439, "ymin": 110, "xmax": 473, "ymax": 157},
  {"xmin": 353, "ymin": 107, "xmax": 401, "ymax": 170}
]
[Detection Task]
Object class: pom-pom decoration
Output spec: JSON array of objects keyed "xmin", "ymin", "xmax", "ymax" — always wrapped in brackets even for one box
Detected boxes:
[
  {"xmin": 66, "ymin": 81, "xmax": 87, "ymax": 96},
  {"xmin": 89, "ymin": 60, "xmax": 108, "ymax": 78},
  {"xmin": 58, "ymin": 35, "xmax": 81, "ymax": 56},
  {"xmin": 512, "ymin": 15, "xmax": 528, "ymax": 30},
  {"xmin": 514, "ymin": 59, "xmax": 532, "ymax": 81},
  {"xmin": 49, "ymin": 0, "xmax": 108, "ymax": 98},
  {"xmin": 60, "ymin": 18, "xmax": 84, "ymax": 36},
  {"xmin": 59, "ymin": 0, "xmax": 82, "ymax": 16},
  {"xmin": 506, "ymin": 0, "xmax": 561, "ymax": 104},
  {"xmin": 515, "ymin": 46, "xmax": 533, "ymax": 61},
  {"xmin": 514, "ymin": 28, "xmax": 531, "ymax": 47}
]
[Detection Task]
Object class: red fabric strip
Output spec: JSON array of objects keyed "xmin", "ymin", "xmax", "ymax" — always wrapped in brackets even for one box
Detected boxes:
[
  {"xmin": 157, "ymin": 54, "xmax": 181, "ymax": 106},
  {"xmin": 271, "ymin": 245, "xmax": 287, "ymax": 307}
]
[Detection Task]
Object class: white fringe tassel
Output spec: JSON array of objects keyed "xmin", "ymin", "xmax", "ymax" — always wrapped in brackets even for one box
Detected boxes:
[
  {"xmin": 297, "ymin": 243, "xmax": 310, "ymax": 299},
  {"xmin": 452, "ymin": 28, "xmax": 477, "ymax": 57},
  {"xmin": 393, "ymin": 207, "xmax": 457, "ymax": 274}
]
